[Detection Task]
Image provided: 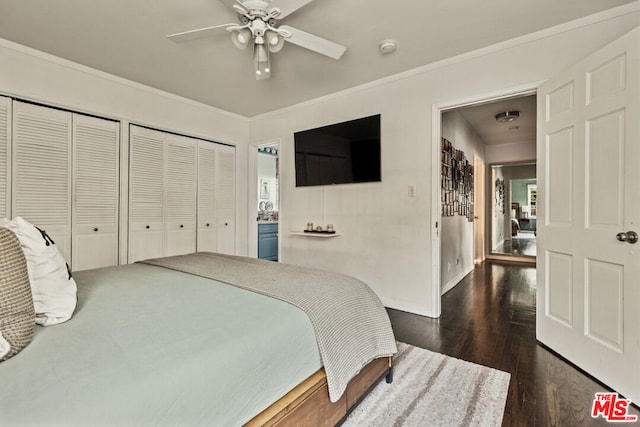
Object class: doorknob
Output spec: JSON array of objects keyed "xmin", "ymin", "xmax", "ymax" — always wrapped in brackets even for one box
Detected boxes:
[{"xmin": 616, "ymin": 231, "xmax": 638, "ymax": 244}]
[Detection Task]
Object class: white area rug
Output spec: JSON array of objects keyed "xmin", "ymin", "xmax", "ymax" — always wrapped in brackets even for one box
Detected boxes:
[{"xmin": 342, "ymin": 342, "xmax": 511, "ymax": 427}]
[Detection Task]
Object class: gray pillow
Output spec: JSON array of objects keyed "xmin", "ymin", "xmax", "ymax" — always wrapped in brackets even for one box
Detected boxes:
[{"xmin": 0, "ymin": 226, "xmax": 35, "ymax": 362}]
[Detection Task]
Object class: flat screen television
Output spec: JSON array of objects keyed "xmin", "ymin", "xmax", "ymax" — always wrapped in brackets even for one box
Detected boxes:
[{"xmin": 294, "ymin": 114, "xmax": 381, "ymax": 187}]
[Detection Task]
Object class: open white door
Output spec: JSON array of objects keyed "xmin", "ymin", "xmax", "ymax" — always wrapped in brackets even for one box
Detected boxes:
[{"xmin": 537, "ymin": 27, "xmax": 639, "ymax": 403}]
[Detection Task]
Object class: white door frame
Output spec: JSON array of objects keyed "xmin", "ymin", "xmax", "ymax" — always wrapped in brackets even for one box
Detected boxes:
[
  {"xmin": 473, "ymin": 154, "xmax": 485, "ymax": 265},
  {"xmin": 430, "ymin": 83, "xmax": 540, "ymax": 317}
]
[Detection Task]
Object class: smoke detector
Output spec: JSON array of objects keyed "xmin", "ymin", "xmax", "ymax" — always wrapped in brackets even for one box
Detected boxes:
[{"xmin": 379, "ymin": 39, "xmax": 397, "ymax": 54}]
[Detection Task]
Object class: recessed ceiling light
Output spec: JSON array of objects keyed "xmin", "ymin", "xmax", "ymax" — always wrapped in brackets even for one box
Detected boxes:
[{"xmin": 495, "ymin": 111, "xmax": 520, "ymax": 123}]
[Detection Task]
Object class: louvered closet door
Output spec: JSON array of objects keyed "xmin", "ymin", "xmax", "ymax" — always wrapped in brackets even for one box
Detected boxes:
[
  {"xmin": 197, "ymin": 141, "xmax": 217, "ymax": 252},
  {"xmin": 215, "ymin": 145, "xmax": 235, "ymax": 255},
  {"xmin": 12, "ymin": 101, "xmax": 72, "ymax": 260},
  {"xmin": 72, "ymin": 114, "xmax": 119, "ymax": 271},
  {"xmin": 165, "ymin": 133, "xmax": 197, "ymax": 256},
  {"xmin": 0, "ymin": 96, "xmax": 10, "ymax": 219},
  {"xmin": 129, "ymin": 125, "xmax": 165, "ymax": 263}
]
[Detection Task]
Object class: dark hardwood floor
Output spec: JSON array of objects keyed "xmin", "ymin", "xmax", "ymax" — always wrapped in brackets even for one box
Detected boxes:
[
  {"xmin": 387, "ymin": 261, "xmax": 639, "ymax": 426},
  {"xmin": 495, "ymin": 233, "xmax": 537, "ymax": 257}
]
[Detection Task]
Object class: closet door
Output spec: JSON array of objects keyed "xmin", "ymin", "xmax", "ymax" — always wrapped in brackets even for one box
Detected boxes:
[
  {"xmin": 12, "ymin": 101, "xmax": 72, "ymax": 260},
  {"xmin": 215, "ymin": 145, "xmax": 235, "ymax": 255},
  {"xmin": 72, "ymin": 114, "xmax": 120, "ymax": 271},
  {"xmin": 0, "ymin": 96, "xmax": 10, "ymax": 219},
  {"xmin": 197, "ymin": 141, "xmax": 217, "ymax": 252},
  {"xmin": 165, "ymin": 134, "xmax": 197, "ymax": 256},
  {"xmin": 129, "ymin": 125, "xmax": 165, "ymax": 263}
]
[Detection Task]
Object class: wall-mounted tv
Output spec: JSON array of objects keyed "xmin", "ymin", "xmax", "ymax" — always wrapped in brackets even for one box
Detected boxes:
[{"xmin": 294, "ymin": 114, "xmax": 381, "ymax": 187}]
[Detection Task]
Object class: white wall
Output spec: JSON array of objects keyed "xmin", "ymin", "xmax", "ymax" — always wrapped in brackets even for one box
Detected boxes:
[
  {"xmin": 0, "ymin": 38, "xmax": 251, "ymax": 258},
  {"xmin": 440, "ymin": 111, "xmax": 486, "ymax": 294},
  {"xmin": 249, "ymin": 12, "xmax": 640, "ymax": 317}
]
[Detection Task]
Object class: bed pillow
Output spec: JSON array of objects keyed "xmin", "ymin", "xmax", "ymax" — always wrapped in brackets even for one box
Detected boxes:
[
  {"xmin": 0, "ymin": 227, "xmax": 35, "ymax": 361},
  {"xmin": 0, "ymin": 217, "xmax": 77, "ymax": 326}
]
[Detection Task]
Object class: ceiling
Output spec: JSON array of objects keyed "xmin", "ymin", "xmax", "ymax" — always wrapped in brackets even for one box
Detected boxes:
[
  {"xmin": 455, "ymin": 95, "xmax": 537, "ymax": 146},
  {"xmin": 0, "ymin": 0, "xmax": 635, "ymax": 117}
]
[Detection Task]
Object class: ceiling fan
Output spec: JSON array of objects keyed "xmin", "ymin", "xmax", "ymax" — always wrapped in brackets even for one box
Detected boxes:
[{"xmin": 166, "ymin": 0, "xmax": 347, "ymax": 80}]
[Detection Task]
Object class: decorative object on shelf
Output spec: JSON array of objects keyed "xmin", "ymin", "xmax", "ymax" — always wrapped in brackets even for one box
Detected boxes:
[
  {"xmin": 441, "ymin": 138, "xmax": 474, "ymax": 222},
  {"xmin": 299, "ymin": 223, "xmax": 336, "ymax": 235}
]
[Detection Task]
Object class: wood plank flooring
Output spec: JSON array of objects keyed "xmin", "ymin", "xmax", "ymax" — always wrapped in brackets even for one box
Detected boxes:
[
  {"xmin": 386, "ymin": 261, "xmax": 639, "ymax": 426},
  {"xmin": 494, "ymin": 234, "xmax": 537, "ymax": 257}
]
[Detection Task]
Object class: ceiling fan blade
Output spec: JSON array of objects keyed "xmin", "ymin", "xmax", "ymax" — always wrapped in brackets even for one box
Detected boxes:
[
  {"xmin": 166, "ymin": 23, "xmax": 236, "ymax": 43},
  {"xmin": 267, "ymin": 0, "xmax": 313, "ymax": 19},
  {"xmin": 218, "ymin": 0, "xmax": 244, "ymax": 11},
  {"xmin": 279, "ymin": 25, "xmax": 346, "ymax": 60}
]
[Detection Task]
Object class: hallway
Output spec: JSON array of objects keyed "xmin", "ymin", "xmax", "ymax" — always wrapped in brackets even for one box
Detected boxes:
[{"xmin": 387, "ymin": 262, "xmax": 639, "ymax": 426}]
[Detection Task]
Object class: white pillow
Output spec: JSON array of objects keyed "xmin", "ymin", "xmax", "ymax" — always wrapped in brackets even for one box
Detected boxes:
[{"xmin": 0, "ymin": 217, "xmax": 77, "ymax": 326}]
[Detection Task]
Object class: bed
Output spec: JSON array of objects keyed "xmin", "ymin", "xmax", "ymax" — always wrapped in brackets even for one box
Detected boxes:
[{"xmin": 0, "ymin": 247, "xmax": 396, "ymax": 426}]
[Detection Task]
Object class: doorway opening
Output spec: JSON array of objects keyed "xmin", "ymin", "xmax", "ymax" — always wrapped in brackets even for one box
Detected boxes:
[
  {"xmin": 438, "ymin": 91, "xmax": 537, "ymax": 298},
  {"xmin": 490, "ymin": 163, "xmax": 537, "ymax": 259},
  {"xmin": 256, "ymin": 144, "xmax": 279, "ymax": 261}
]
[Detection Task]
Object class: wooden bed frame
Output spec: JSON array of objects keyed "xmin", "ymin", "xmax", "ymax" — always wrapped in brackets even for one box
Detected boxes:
[{"xmin": 245, "ymin": 356, "xmax": 393, "ymax": 427}]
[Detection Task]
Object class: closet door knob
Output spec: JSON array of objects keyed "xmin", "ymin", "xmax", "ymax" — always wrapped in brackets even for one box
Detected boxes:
[
  {"xmin": 206, "ymin": 223, "xmax": 210, "ymax": 227},
  {"xmin": 180, "ymin": 224, "xmax": 184, "ymax": 228},
  {"xmin": 616, "ymin": 231, "xmax": 638, "ymax": 244},
  {"xmin": 146, "ymin": 225, "xmax": 150, "ymax": 229},
  {"xmin": 93, "ymin": 227, "xmax": 99, "ymax": 232}
]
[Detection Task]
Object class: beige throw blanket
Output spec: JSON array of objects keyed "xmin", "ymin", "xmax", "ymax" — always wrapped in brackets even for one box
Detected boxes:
[{"xmin": 140, "ymin": 252, "xmax": 397, "ymax": 402}]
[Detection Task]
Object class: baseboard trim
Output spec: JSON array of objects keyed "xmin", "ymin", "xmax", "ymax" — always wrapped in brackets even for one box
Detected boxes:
[{"xmin": 441, "ymin": 265, "xmax": 474, "ymax": 295}]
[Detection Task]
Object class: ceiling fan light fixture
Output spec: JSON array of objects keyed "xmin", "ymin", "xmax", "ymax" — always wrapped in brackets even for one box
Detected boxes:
[
  {"xmin": 266, "ymin": 30, "xmax": 285, "ymax": 53},
  {"xmin": 168, "ymin": 0, "xmax": 347, "ymax": 81},
  {"xmin": 495, "ymin": 111, "xmax": 520, "ymax": 123},
  {"xmin": 231, "ymin": 28, "xmax": 252, "ymax": 50}
]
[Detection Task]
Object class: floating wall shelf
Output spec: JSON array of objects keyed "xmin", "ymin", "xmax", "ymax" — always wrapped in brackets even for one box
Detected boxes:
[{"xmin": 290, "ymin": 231, "xmax": 340, "ymax": 238}]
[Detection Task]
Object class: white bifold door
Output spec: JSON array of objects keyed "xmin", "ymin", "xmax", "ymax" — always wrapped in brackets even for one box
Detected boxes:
[
  {"xmin": 0, "ymin": 96, "xmax": 11, "ymax": 220},
  {"xmin": 537, "ymin": 28, "xmax": 639, "ymax": 404},
  {"xmin": 9, "ymin": 101, "xmax": 119, "ymax": 271},
  {"xmin": 71, "ymin": 114, "xmax": 120, "ymax": 270},
  {"xmin": 129, "ymin": 125, "xmax": 235, "ymax": 263}
]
